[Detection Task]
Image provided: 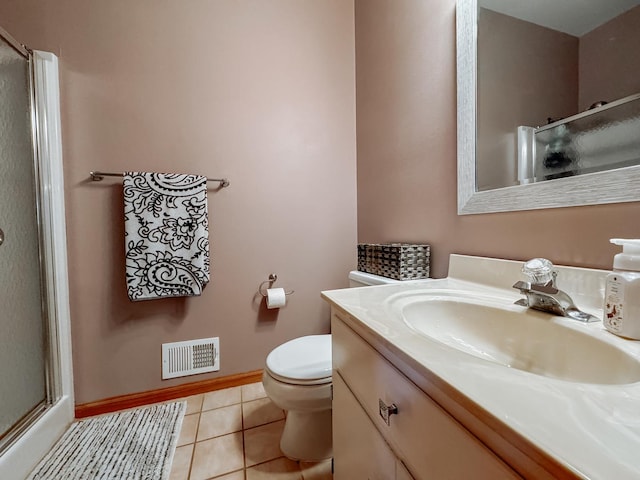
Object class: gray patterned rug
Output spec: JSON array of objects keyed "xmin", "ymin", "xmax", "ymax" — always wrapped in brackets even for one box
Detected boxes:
[{"xmin": 28, "ymin": 401, "xmax": 186, "ymax": 480}]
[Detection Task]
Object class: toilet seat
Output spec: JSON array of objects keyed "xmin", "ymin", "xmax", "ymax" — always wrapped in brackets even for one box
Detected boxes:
[{"xmin": 265, "ymin": 335, "xmax": 332, "ymax": 385}]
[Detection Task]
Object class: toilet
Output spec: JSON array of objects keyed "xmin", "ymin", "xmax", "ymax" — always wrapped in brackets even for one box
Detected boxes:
[{"xmin": 262, "ymin": 270, "xmax": 399, "ymax": 461}]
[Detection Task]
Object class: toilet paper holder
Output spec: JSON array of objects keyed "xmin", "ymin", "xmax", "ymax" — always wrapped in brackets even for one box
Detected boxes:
[{"xmin": 259, "ymin": 273, "xmax": 294, "ymax": 297}]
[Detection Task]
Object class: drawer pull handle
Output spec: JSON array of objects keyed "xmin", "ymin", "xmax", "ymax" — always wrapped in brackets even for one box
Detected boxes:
[{"xmin": 379, "ymin": 399, "xmax": 398, "ymax": 426}]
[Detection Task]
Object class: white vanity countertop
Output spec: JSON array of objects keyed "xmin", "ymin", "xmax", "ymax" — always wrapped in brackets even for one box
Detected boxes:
[{"xmin": 322, "ymin": 255, "xmax": 640, "ymax": 480}]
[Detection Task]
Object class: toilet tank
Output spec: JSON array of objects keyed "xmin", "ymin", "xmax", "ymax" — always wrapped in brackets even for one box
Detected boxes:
[{"xmin": 348, "ymin": 271, "xmax": 401, "ymax": 287}]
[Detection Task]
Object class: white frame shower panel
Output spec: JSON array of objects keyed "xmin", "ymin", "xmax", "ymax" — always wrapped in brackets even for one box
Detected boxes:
[{"xmin": 0, "ymin": 51, "xmax": 74, "ymax": 480}]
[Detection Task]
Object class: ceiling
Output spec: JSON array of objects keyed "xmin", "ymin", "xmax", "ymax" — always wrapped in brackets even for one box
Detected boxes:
[{"xmin": 480, "ymin": 0, "xmax": 640, "ymax": 36}]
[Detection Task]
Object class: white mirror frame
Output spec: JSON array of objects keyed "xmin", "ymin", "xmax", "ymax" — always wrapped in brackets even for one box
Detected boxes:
[{"xmin": 457, "ymin": 0, "xmax": 640, "ymax": 215}]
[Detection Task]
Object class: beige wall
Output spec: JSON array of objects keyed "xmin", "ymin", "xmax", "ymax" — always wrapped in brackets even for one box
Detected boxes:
[
  {"xmin": 579, "ymin": 5, "xmax": 640, "ymax": 110},
  {"xmin": 356, "ymin": 0, "xmax": 640, "ymax": 279},
  {"xmin": 1, "ymin": 0, "xmax": 356, "ymax": 404},
  {"xmin": 477, "ymin": 8, "xmax": 578, "ymax": 190},
  {"xmin": 5, "ymin": 0, "xmax": 640, "ymax": 406}
]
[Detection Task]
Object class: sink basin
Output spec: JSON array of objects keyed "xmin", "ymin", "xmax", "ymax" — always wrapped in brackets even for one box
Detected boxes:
[{"xmin": 392, "ymin": 291, "xmax": 640, "ymax": 385}]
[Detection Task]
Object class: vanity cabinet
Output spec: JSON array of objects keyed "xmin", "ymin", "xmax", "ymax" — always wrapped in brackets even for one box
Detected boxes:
[{"xmin": 332, "ymin": 311, "xmax": 520, "ymax": 480}]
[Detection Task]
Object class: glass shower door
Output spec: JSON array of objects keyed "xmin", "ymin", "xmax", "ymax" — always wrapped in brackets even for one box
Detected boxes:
[{"xmin": 0, "ymin": 33, "xmax": 49, "ymax": 446}]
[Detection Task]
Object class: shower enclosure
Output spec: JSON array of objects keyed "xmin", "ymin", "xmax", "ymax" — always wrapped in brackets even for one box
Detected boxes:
[
  {"xmin": 0, "ymin": 27, "xmax": 73, "ymax": 480},
  {"xmin": 0, "ymin": 24, "xmax": 50, "ymax": 450}
]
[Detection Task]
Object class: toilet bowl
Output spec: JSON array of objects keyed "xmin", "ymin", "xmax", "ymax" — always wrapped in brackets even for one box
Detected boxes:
[
  {"xmin": 262, "ymin": 271, "xmax": 399, "ymax": 461},
  {"xmin": 262, "ymin": 335, "xmax": 332, "ymax": 461}
]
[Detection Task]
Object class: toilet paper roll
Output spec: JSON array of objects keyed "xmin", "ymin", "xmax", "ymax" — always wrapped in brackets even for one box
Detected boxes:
[{"xmin": 266, "ymin": 287, "xmax": 287, "ymax": 309}]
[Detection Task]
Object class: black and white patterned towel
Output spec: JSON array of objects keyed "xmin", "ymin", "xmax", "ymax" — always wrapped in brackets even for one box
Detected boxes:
[{"xmin": 123, "ymin": 172, "xmax": 209, "ymax": 301}]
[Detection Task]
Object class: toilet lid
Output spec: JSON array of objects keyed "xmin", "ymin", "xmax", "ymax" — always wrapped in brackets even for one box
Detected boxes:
[{"xmin": 266, "ymin": 335, "xmax": 332, "ymax": 382}]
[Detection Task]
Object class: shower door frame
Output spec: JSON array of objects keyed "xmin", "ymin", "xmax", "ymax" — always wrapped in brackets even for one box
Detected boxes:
[{"xmin": 0, "ymin": 27, "xmax": 74, "ymax": 480}]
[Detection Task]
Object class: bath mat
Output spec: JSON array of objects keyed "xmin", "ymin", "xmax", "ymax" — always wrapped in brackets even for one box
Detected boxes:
[{"xmin": 27, "ymin": 401, "xmax": 186, "ymax": 480}]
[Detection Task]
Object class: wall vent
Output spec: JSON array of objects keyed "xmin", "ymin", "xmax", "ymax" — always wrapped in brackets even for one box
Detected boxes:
[{"xmin": 162, "ymin": 337, "xmax": 220, "ymax": 379}]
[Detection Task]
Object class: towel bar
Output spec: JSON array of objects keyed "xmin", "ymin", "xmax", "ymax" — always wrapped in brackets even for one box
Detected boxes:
[{"xmin": 89, "ymin": 171, "xmax": 230, "ymax": 188}]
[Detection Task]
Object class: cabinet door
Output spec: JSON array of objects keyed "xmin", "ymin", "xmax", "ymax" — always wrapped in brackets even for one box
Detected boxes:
[{"xmin": 333, "ymin": 373, "xmax": 397, "ymax": 480}]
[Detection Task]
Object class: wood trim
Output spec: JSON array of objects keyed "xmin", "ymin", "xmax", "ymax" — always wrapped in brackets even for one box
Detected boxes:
[{"xmin": 75, "ymin": 370, "xmax": 263, "ymax": 419}]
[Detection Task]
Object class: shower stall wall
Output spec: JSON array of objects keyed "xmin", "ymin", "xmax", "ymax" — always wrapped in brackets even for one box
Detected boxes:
[{"xmin": 0, "ymin": 28, "xmax": 73, "ymax": 480}]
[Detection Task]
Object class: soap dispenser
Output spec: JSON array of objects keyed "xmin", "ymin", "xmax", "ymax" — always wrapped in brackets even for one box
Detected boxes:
[{"xmin": 603, "ymin": 239, "xmax": 640, "ymax": 339}]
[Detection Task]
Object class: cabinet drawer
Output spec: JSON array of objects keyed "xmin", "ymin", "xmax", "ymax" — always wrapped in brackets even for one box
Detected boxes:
[{"xmin": 332, "ymin": 314, "xmax": 520, "ymax": 480}]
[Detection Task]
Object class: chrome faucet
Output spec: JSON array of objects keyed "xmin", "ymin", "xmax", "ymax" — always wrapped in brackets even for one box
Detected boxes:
[{"xmin": 512, "ymin": 258, "xmax": 599, "ymax": 323}]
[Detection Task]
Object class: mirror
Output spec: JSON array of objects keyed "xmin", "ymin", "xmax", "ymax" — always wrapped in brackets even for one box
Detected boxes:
[{"xmin": 457, "ymin": 0, "xmax": 640, "ymax": 214}]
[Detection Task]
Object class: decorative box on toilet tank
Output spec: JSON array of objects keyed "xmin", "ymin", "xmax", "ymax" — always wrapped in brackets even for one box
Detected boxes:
[{"xmin": 357, "ymin": 243, "xmax": 430, "ymax": 280}]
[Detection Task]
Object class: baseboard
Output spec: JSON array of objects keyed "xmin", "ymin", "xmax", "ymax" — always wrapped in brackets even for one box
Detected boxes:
[{"xmin": 75, "ymin": 370, "xmax": 263, "ymax": 419}]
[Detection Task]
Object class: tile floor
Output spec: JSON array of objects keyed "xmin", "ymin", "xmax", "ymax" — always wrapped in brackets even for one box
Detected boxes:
[{"xmin": 169, "ymin": 382, "xmax": 333, "ymax": 480}]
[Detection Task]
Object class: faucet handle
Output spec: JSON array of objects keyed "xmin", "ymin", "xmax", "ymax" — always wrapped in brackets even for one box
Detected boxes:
[{"xmin": 522, "ymin": 258, "xmax": 556, "ymax": 286}]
